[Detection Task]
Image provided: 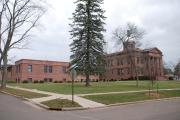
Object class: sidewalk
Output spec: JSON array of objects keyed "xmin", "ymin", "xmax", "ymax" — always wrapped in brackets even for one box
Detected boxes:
[
  {"xmin": 7, "ymin": 86, "xmax": 105, "ymax": 108},
  {"xmin": 77, "ymin": 88, "xmax": 180, "ymax": 96}
]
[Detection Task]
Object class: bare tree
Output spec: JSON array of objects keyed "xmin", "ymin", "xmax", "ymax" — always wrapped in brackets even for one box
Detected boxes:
[
  {"xmin": 113, "ymin": 22, "xmax": 145, "ymax": 87},
  {"xmin": 0, "ymin": 0, "xmax": 46, "ymax": 88},
  {"xmin": 174, "ymin": 60, "xmax": 180, "ymax": 80}
]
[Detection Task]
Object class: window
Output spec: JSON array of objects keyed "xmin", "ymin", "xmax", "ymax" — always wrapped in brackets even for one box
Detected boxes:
[
  {"xmin": 121, "ymin": 69, "xmax": 124, "ymax": 75},
  {"xmin": 44, "ymin": 65, "xmax": 53, "ymax": 73},
  {"xmin": 16, "ymin": 65, "xmax": 18, "ymax": 73},
  {"xmin": 60, "ymin": 66, "xmax": 67, "ymax": 74},
  {"xmin": 112, "ymin": 69, "xmax": 114, "ymax": 74},
  {"xmin": 44, "ymin": 78, "xmax": 48, "ymax": 82},
  {"xmin": 137, "ymin": 57, "xmax": 140, "ymax": 64},
  {"xmin": 127, "ymin": 59, "xmax": 130, "ymax": 65},
  {"xmin": 121, "ymin": 59, "xmax": 123, "ymax": 65},
  {"xmin": 141, "ymin": 68, "xmax": 144, "ymax": 74},
  {"xmin": 117, "ymin": 68, "xmax": 123, "ymax": 75},
  {"xmin": 117, "ymin": 69, "xmax": 120, "ymax": 75},
  {"xmin": 44, "ymin": 65, "xmax": 48, "ymax": 73},
  {"xmin": 127, "ymin": 68, "xmax": 130, "ymax": 74},
  {"xmin": 117, "ymin": 59, "xmax": 120, "ymax": 66},
  {"xmin": 27, "ymin": 78, "xmax": 32, "ymax": 83},
  {"xmin": 49, "ymin": 66, "xmax": 52, "ymax": 73},
  {"xmin": 27, "ymin": 65, "xmax": 32, "ymax": 72},
  {"xmin": 44, "ymin": 78, "xmax": 53, "ymax": 82},
  {"xmin": 111, "ymin": 60, "xmax": 113, "ymax": 66},
  {"xmin": 16, "ymin": 64, "xmax": 21, "ymax": 73}
]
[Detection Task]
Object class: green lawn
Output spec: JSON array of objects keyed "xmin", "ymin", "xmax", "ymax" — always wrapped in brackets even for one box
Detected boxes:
[
  {"xmin": 41, "ymin": 99, "xmax": 81, "ymax": 109},
  {"xmin": 0, "ymin": 88, "xmax": 49, "ymax": 99},
  {"xmin": 83, "ymin": 90, "xmax": 180, "ymax": 105},
  {"xmin": 9, "ymin": 81, "xmax": 180, "ymax": 95}
]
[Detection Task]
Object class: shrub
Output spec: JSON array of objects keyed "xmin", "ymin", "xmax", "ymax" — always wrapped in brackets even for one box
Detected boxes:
[
  {"xmin": 22, "ymin": 80, "xmax": 28, "ymax": 83},
  {"xmin": 39, "ymin": 80, "xmax": 44, "ymax": 83},
  {"xmin": 53, "ymin": 81, "xmax": 59, "ymax": 83},
  {"xmin": 67, "ymin": 81, "xmax": 72, "ymax": 83},
  {"xmin": 33, "ymin": 80, "xmax": 39, "ymax": 83},
  {"xmin": 7, "ymin": 80, "xmax": 16, "ymax": 84},
  {"xmin": 139, "ymin": 76, "xmax": 150, "ymax": 80}
]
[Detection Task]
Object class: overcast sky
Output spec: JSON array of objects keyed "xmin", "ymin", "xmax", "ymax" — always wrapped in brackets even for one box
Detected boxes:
[{"xmin": 10, "ymin": 0, "xmax": 180, "ymax": 65}]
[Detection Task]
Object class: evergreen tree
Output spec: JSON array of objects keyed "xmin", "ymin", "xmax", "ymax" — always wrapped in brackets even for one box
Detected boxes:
[{"xmin": 69, "ymin": 0, "xmax": 106, "ymax": 86}]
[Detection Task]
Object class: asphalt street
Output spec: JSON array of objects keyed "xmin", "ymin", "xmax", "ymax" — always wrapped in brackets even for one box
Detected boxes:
[{"xmin": 0, "ymin": 93, "xmax": 180, "ymax": 120}]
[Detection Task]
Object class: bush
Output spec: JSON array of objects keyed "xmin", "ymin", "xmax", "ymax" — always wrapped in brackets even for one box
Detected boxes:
[
  {"xmin": 7, "ymin": 80, "xmax": 16, "ymax": 84},
  {"xmin": 139, "ymin": 76, "xmax": 150, "ymax": 80},
  {"xmin": 39, "ymin": 80, "xmax": 44, "ymax": 83},
  {"xmin": 22, "ymin": 80, "xmax": 28, "ymax": 83},
  {"xmin": 53, "ymin": 81, "xmax": 59, "ymax": 83},
  {"xmin": 67, "ymin": 81, "xmax": 72, "ymax": 83},
  {"xmin": 33, "ymin": 80, "xmax": 39, "ymax": 84}
]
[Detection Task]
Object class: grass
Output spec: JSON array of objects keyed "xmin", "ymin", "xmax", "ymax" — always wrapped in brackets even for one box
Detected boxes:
[
  {"xmin": 0, "ymin": 88, "xmax": 49, "ymax": 99},
  {"xmin": 9, "ymin": 81, "xmax": 180, "ymax": 95},
  {"xmin": 41, "ymin": 99, "xmax": 81, "ymax": 109},
  {"xmin": 83, "ymin": 90, "xmax": 180, "ymax": 105}
]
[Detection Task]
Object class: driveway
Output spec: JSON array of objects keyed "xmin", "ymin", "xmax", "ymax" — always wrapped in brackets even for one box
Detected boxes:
[{"xmin": 0, "ymin": 93, "xmax": 180, "ymax": 120}]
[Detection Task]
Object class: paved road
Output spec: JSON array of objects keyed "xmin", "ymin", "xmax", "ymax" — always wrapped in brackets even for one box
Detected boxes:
[{"xmin": 0, "ymin": 93, "xmax": 180, "ymax": 120}]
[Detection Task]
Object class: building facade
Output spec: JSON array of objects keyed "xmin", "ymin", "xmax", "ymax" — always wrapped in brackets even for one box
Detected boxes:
[
  {"xmin": 8, "ymin": 59, "xmax": 99, "ymax": 83},
  {"xmin": 13, "ymin": 59, "xmax": 71, "ymax": 82},
  {"xmin": 101, "ymin": 41, "xmax": 164, "ymax": 80}
]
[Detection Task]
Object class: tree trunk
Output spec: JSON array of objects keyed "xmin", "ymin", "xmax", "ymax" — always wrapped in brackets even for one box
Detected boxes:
[
  {"xmin": 85, "ymin": 0, "xmax": 91, "ymax": 87},
  {"xmin": 135, "ymin": 66, "xmax": 139, "ymax": 87},
  {"xmin": 0, "ymin": 58, "xmax": 2, "ymax": 88},
  {"xmin": 136, "ymin": 76, "xmax": 139, "ymax": 87},
  {"xmin": 85, "ymin": 72, "xmax": 90, "ymax": 87},
  {"xmin": 1, "ymin": 54, "xmax": 8, "ymax": 88}
]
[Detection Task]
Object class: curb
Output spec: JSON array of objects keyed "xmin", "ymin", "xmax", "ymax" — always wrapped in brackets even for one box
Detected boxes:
[
  {"xmin": 0, "ymin": 91, "xmax": 30, "ymax": 101},
  {"xmin": 30, "ymin": 101, "xmax": 51, "ymax": 110},
  {"xmin": 76, "ymin": 97, "xmax": 180, "ymax": 110},
  {"xmin": 62, "ymin": 107, "xmax": 88, "ymax": 111},
  {"xmin": 31, "ymin": 100, "xmax": 88, "ymax": 111},
  {"xmin": 105, "ymin": 97, "xmax": 180, "ymax": 108}
]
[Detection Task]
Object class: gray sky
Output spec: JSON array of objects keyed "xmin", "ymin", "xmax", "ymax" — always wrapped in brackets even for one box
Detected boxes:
[{"xmin": 10, "ymin": 0, "xmax": 180, "ymax": 65}]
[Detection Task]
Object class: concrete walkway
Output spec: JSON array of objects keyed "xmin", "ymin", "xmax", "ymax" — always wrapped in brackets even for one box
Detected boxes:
[
  {"xmin": 7, "ymin": 86, "xmax": 105, "ymax": 108},
  {"xmin": 77, "ymin": 88, "xmax": 180, "ymax": 96}
]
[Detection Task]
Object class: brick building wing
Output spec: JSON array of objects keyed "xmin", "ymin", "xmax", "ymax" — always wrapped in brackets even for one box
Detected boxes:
[{"xmin": 12, "ymin": 59, "xmax": 71, "ymax": 82}]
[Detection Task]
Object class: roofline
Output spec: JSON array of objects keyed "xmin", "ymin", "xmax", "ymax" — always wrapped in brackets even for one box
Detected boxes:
[
  {"xmin": 15, "ymin": 59, "xmax": 69, "ymax": 64},
  {"xmin": 106, "ymin": 49, "xmax": 143, "ymax": 57},
  {"xmin": 106, "ymin": 47, "xmax": 163, "ymax": 57},
  {"xmin": 143, "ymin": 47, "xmax": 163, "ymax": 54}
]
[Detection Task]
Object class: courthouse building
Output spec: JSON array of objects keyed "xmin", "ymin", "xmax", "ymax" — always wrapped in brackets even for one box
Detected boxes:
[{"xmin": 101, "ymin": 41, "xmax": 164, "ymax": 80}]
